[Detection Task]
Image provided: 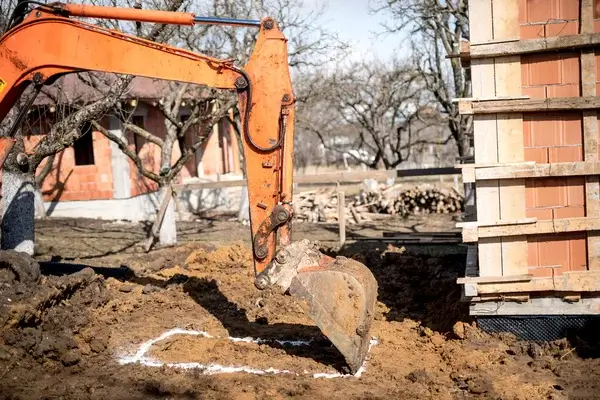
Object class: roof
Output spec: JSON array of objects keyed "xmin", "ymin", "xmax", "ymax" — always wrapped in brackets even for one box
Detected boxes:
[{"xmin": 33, "ymin": 72, "xmax": 211, "ymax": 106}]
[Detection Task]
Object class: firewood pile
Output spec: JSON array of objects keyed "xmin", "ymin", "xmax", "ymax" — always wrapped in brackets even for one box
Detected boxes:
[
  {"xmin": 293, "ymin": 184, "xmax": 464, "ymax": 224},
  {"xmin": 353, "ymin": 184, "xmax": 464, "ymax": 217},
  {"xmin": 293, "ymin": 189, "xmax": 366, "ymax": 224}
]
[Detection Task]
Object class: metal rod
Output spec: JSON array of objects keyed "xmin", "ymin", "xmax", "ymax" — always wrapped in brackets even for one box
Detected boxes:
[{"xmin": 193, "ymin": 16, "xmax": 261, "ymax": 27}]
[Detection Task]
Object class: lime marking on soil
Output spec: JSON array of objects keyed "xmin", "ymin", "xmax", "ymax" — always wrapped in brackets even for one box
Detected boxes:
[{"xmin": 117, "ymin": 328, "xmax": 377, "ymax": 378}]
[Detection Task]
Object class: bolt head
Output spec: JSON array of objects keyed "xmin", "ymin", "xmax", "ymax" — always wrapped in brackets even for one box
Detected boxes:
[
  {"xmin": 255, "ymin": 247, "xmax": 268, "ymax": 259},
  {"xmin": 255, "ymin": 275, "xmax": 269, "ymax": 290},
  {"xmin": 16, "ymin": 153, "xmax": 28, "ymax": 166},
  {"xmin": 276, "ymin": 210, "xmax": 289, "ymax": 223},
  {"xmin": 32, "ymin": 73, "xmax": 43, "ymax": 85},
  {"xmin": 235, "ymin": 76, "xmax": 247, "ymax": 89},
  {"xmin": 263, "ymin": 19, "xmax": 274, "ymax": 30},
  {"xmin": 275, "ymin": 249, "xmax": 289, "ymax": 264},
  {"xmin": 282, "ymin": 94, "xmax": 291, "ymax": 103}
]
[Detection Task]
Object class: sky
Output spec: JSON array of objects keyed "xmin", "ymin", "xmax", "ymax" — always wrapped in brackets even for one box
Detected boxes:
[{"xmin": 304, "ymin": 0, "xmax": 406, "ymax": 62}]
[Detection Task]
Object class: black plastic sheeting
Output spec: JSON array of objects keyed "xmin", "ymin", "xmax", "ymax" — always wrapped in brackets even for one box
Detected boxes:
[{"xmin": 476, "ymin": 316, "xmax": 600, "ymax": 342}]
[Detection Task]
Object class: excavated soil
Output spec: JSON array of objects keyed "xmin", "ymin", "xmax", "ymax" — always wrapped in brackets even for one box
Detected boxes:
[{"xmin": 0, "ymin": 216, "xmax": 599, "ymax": 399}]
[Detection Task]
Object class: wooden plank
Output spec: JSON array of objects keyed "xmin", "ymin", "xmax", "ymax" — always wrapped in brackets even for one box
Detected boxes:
[
  {"xmin": 459, "ymin": 96, "xmax": 600, "ymax": 115},
  {"xmin": 173, "ymin": 179, "xmax": 246, "ymax": 191},
  {"xmin": 458, "ymin": 32, "xmax": 600, "ymax": 59},
  {"xmin": 497, "ymin": 113, "xmax": 527, "ymax": 276},
  {"xmin": 456, "ymin": 217, "xmax": 537, "ymax": 228},
  {"xmin": 473, "ymin": 161, "xmax": 600, "ymax": 180},
  {"xmin": 453, "ymin": 95, "xmax": 529, "ymax": 103},
  {"xmin": 468, "ymin": 0, "xmax": 501, "ymax": 277},
  {"xmin": 474, "ymin": 270, "xmax": 600, "ymax": 294},
  {"xmin": 172, "ymin": 168, "xmax": 462, "ymax": 192},
  {"xmin": 462, "ymin": 216, "xmax": 600, "ymax": 242},
  {"xmin": 582, "ymin": 0, "xmax": 595, "ymax": 35},
  {"xmin": 382, "ymin": 231, "xmax": 461, "ymax": 238},
  {"xmin": 455, "ymin": 161, "xmax": 535, "ymax": 169},
  {"xmin": 470, "ymin": 297, "xmax": 600, "ymax": 315},
  {"xmin": 468, "ymin": 0, "xmax": 493, "ymax": 45},
  {"xmin": 491, "ymin": 0, "xmax": 525, "ymax": 278},
  {"xmin": 338, "ymin": 191, "xmax": 345, "ymax": 246},
  {"xmin": 457, "ymin": 274, "xmax": 532, "ymax": 284},
  {"xmin": 356, "ymin": 237, "xmax": 462, "ymax": 244}
]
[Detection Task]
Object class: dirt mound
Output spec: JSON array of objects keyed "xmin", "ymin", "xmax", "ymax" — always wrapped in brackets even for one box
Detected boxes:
[
  {"xmin": 185, "ymin": 242, "xmax": 253, "ymax": 271},
  {"xmin": 0, "ymin": 227, "xmax": 598, "ymax": 399},
  {"xmin": 0, "ymin": 255, "xmax": 113, "ymax": 394}
]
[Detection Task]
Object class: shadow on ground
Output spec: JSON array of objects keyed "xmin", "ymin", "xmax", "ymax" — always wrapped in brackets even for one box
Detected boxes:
[
  {"xmin": 321, "ymin": 240, "xmax": 472, "ymax": 334},
  {"xmin": 38, "ymin": 260, "xmax": 351, "ymax": 372}
]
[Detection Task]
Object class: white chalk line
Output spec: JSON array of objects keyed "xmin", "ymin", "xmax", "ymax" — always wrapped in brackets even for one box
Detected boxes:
[{"xmin": 117, "ymin": 328, "xmax": 378, "ymax": 379}]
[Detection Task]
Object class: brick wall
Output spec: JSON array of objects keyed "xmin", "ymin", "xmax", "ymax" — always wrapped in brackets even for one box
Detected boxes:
[
  {"xmin": 519, "ymin": 0, "xmax": 598, "ymax": 277},
  {"xmin": 12, "ymin": 103, "xmax": 242, "ymax": 203},
  {"xmin": 27, "ymin": 116, "xmax": 114, "ymax": 202}
]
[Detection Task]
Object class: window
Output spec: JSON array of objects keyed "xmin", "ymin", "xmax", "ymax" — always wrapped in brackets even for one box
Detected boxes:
[
  {"xmin": 132, "ymin": 115, "xmax": 145, "ymax": 153},
  {"xmin": 74, "ymin": 121, "xmax": 95, "ymax": 166}
]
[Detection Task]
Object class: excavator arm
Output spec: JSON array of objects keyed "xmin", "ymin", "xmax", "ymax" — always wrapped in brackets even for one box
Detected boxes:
[{"xmin": 0, "ymin": 2, "xmax": 377, "ymax": 374}]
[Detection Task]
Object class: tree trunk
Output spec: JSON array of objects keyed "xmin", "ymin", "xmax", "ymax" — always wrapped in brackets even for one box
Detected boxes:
[
  {"xmin": 34, "ymin": 186, "xmax": 46, "ymax": 218},
  {"xmin": 158, "ymin": 185, "xmax": 177, "ymax": 246},
  {"xmin": 1, "ymin": 169, "xmax": 35, "ymax": 254}
]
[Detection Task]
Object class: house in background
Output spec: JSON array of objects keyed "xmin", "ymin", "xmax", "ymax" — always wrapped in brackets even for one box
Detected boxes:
[{"xmin": 16, "ymin": 74, "xmax": 244, "ymax": 221}]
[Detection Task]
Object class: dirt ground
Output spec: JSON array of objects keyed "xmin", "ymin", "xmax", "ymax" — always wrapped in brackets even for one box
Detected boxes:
[{"xmin": 1, "ymin": 214, "xmax": 599, "ymax": 399}]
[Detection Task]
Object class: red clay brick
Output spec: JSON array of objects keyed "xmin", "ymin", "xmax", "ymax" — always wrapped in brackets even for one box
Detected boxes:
[
  {"xmin": 538, "ymin": 236, "xmax": 569, "ymax": 273},
  {"xmin": 524, "ymin": 147, "xmax": 549, "ymax": 163},
  {"xmin": 528, "ymin": 115, "xmax": 562, "ymax": 146},
  {"xmin": 546, "ymin": 21, "xmax": 579, "ymax": 37},
  {"xmin": 522, "ymin": 54, "xmax": 562, "ymax": 85},
  {"xmin": 548, "ymin": 146, "xmax": 583, "ymax": 163},
  {"xmin": 566, "ymin": 177, "xmax": 586, "ymax": 206},
  {"xmin": 521, "ymin": 86, "xmax": 546, "ymax": 98},
  {"xmin": 520, "ymin": 24, "xmax": 545, "ymax": 39},
  {"xmin": 526, "ymin": 207, "xmax": 553, "ymax": 220},
  {"xmin": 553, "ymin": 205, "xmax": 586, "ymax": 219},
  {"xmin": 570, "ymin": 234, "xmax": 588, "ymax": 271},
  {"xmin": 559, "ymin": 0, "xmax": 580, "ymax": 20},
  {"xmin": 546, "ymin": 84, "xmax": 580, "ymax": 98},
  {"xmin": 531, "ymin": 178, "xmax": 568, "ymax": 208},
  {"xmin": 526, "ymin": 0, "xmax": 558, "ymax": 23},
  {"xmin": 526, "ymin": 186, "xmax": 536, "ymax": 209},
  {"xmin": 562, "ymin": 114, "xmax": 583, "ymax": 145},
  {"xmin": 523, "ymin": 122, "xmax": 532, "ymax": 147},
  {"xmin": 561, "ymin": 55, "xmax": 581, "ymax": 84},
  {"xmin": 594, "ymin": 53, "xmax": 600, "ymax": 80},
  {"xmin": 519, "ymin": 0, "xmax": 527, "ymax": 24}
]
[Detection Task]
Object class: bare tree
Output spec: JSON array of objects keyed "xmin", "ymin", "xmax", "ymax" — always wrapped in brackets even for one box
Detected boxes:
[
  {"xmin": 298, "ymin": 59, "xmax": 454, "ymax": 170},
  {"xmin": 0, "ymin": 0, "xmax": 185, "ymax": 254},
  {"xmin": 87, "ymin": 0, "xmax": 349, "ymax": 248},
  {"xmin": 370, "ymin": 0, "xmax": 472, "ymax": 157}
]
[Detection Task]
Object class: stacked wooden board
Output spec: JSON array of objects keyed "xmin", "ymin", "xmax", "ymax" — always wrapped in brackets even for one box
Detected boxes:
[
  {"xmin": 293, "ymin": 185, "xmax": 464, "ymax": 223},
  {"xmin": 456, "ymin": 0, "xmax": 600, "ymax": 315}
]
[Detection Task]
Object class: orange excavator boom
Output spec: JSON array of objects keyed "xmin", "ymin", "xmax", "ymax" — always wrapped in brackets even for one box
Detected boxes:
[{"xmin": 0, "ymin": 2, "xmax": 378, "ymax": 374}]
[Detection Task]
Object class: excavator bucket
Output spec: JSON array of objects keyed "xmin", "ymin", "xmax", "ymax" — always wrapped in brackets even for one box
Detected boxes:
[{"xmin": 254, "ymin": 240, "xmax": 378, "ymax": 374}]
